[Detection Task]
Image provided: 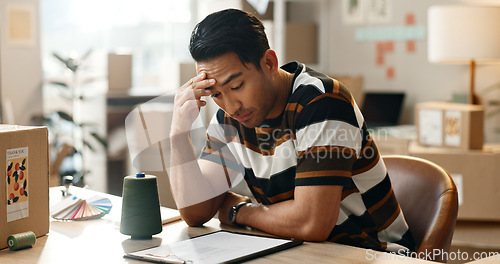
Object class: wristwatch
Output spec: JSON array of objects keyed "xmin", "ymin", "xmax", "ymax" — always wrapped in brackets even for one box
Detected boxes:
[{"xmin": 228, "ymin": 202, "xmax": 248, "ymax": 226}]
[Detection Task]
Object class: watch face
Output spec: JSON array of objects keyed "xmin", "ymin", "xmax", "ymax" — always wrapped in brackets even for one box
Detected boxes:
[{"xmin": 228, "ymin": 207, "xmax": 236, "ymax": 223}]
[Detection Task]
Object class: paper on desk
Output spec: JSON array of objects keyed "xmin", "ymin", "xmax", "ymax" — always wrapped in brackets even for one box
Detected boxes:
[
  {"xmin": 49, "ymin": 187, "xmax": 181, "ymax": 223},
  {"xmin": 50, "ymin": 195, "xmax": 112, "ymax": 220},
  {"xmin": 50, "ymin": 196, "xmax": 83, "ymax": 217},
  {"xmin": 160, "ymin": 207, "xmax": 182, "ymax": 225},
  {"xmin": 125, "ymin": 231, "xmax": 302, "ymax": 264}
]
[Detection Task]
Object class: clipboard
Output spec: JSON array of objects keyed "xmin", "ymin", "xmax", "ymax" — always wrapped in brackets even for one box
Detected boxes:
[{"xmin": 124, "ymin": 230, "xmax": 304, "ymax": 264}]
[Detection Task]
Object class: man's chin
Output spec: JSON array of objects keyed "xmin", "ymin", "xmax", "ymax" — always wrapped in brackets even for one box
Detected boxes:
[
  {"xmin": 231, "ymin": 113, "xmax": 264, "ymax": 128},
  {"xmin": 239, "ymin": 118, "xmax": 263, "ymax": 128},
  {"xmin": 240, "ymin": 121, "xmax": 256, "ymax": 128}
]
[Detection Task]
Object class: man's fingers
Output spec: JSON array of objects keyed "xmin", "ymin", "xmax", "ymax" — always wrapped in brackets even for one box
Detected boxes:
[
  {"xmin": 177, "ymin": 85, "xmax": 210, "ymax": 103},
  {"xmin": 181, "ymin": 72, "xmax": 206, "ymax": 89},
  {"xmin": 174, "ymin": 72, "xmax": 213, "ymax": 123},
  {"xmin": 191, "ymin": 78, "xmax": 215, "ymax": 89},
  {"xmin": 181, "ymin": 74, "xmax": 215, "ymax": 95},
  {"xmin": 175, "ymin": 88, "xmax": 210, "ymax": 111},
  {"xmin": 176, "ymin": 88, "xmax": 196, "ymax": 107}
]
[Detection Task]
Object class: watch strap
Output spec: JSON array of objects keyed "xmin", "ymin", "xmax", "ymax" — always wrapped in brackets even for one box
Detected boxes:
[{"xmin": 229, "ymin": 202, "xmax": 248, "ymax": 226}]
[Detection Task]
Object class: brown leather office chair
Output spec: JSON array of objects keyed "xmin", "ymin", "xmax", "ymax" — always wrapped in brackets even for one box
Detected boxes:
[{"xmin": 383, "ymin": 155, "xmax": 459, "ymax": 263}]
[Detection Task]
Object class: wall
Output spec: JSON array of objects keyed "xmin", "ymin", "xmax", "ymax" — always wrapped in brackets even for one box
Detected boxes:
[
  {"xmin": 327, "ymin": 0, "xmax": 500, "ymax": 142},
  {"xmin": 0, "ymin": 0, "xmax": 42, "ymax": 125}
]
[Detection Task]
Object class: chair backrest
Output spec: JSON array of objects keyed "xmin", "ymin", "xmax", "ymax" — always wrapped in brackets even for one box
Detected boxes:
[{"xmin": 383, "ymin": 155, "xmax": 459, "ymax": 263}]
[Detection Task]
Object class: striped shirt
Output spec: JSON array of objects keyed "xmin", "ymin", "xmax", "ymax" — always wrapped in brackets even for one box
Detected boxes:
[{"xmin": 200, "ymin": 62, "xmax": 415, "ymax": 252}]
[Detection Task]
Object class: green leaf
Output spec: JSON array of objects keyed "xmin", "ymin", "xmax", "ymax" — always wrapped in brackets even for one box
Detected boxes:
[
  {"xmin": 22, "ymin": 159, "xmax": 26, "ymax": 166},
  {"xmin": 52, "ymin": 52, "xmax": 78, "ymax": 72},
  {"xmin": 52, "ymin": 52, "xmax": 67, "ymax": 65},
  {"xmin": 83, "ymin": 140, "xmax": 95, "ymax": 152},
  {"xmin": 7, "ymin": 163, "xmax": 13, "ymax": 171},
  {"xmin": 49, "ymin": 81, "xmax": 69, "ymax": 88},
  {"xmin": 23, "ymin": 179, "xmax": 27, "ymax": 189},
  {"xmin": 72, "ymin": 148, "xmax": 81, "ymax": 155},
  {"xmin": 7, "ymin": 177, "xmax": 10, "ymax": 185},
  {"xmin": 20, "ymin": 165, "xmax": 26, "ymax": 171},
  {"xmin": 15, "ymin": 174, "xmax": 18, "ymax": 182},
  {"xmin": 7, "ymin": 200, "xmax": 10, "ymax": 205},
  {"xmin": 24, "ymin": 191, "xmax": 28, "ymax": 197},
  {"xmin": 13, "ymin": 197, "xmax": 19, "ymax": 203},
  {"xmin": 90, "ymin": 132, "xmax": 108, "ymax": 148},
  {"xmin": 13, "ymin": 171, "xmax": 18, "ymax": 177},
  {"xmin": 81, "ymin": 49, "xmax": 92, "ymax": 61},
  {"xmin": 56, "ymin": 111, "xmax": 74, "ymax": 122}
]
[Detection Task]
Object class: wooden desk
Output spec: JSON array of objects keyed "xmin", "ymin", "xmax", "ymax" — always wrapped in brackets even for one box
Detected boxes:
[
  {"xmin": 466, "ymin": 258, "xmax": 500, "ymax": 264},
  {"xmin": 0, "ymin": 187, "xmax": 434, "ymax": 264}
]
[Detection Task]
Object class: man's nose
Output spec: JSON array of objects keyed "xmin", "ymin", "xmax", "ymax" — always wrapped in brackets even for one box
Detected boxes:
[{"xmin": 223, "ymin": 95, "xmax": 242, "ymax": 117}]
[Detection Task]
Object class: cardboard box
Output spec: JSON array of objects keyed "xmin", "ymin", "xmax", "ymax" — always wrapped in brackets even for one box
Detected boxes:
[
  {"xmin": 0, "ymin": 125, "xmax": 49, "ymax": 249},
  {"xmin": 375, "ymin": 135, "xmax": 410, "ymax": 155},
  {"xmin": 331, "ymin": 75, "xmax": 364, "ymax": 106},
  {"xmin": 108, "ymin": 53, "xmax": 133, "ymax": 91},
  {"xmin": 415, "ymin": 102, "xmax": 484, "ymax": 149},
  {"xmin": 179, "ymin": 62, "xmax": 197, "ymax": 87},
  {"xmin": 263, "ymin": 21, "xmax": 318, "ymax": 64},
  {"xmin": 409, "ymin": 142, "xmax": 500, "ymax": 221},
  {"xmin": 285, "ymin": 22, "xmax": 318, "ymax": 64}
]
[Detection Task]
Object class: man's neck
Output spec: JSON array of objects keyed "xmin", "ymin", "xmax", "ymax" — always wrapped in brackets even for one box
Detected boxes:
[{"xmin": 268, "ymin": 68, "xmax": 294, "ymax": 119}]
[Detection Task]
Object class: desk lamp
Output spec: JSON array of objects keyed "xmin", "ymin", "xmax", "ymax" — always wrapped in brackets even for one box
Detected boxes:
[{"xmin": 428, "ymin": 5, "xmax": 500, "ymax": 104}]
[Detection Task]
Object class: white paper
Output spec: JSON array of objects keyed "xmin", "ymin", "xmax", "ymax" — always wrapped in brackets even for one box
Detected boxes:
[
  {"xmin": 444, "ymin": 110, "xmax": 461, "ymax": 147},
  {"xmin": 419, "ymin": 109, "xmax": 443, "ymax": 146},
  {"xmin": 50, "ymin": 196, "xmax": 83, "ymax": 218},
  {"xmin": 126, "ymin": 231, "xmax": 298, "ymax": 264}
]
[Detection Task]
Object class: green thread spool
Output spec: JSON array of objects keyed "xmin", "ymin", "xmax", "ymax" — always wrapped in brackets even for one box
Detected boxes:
[
  {"xmin": 120, "ymin": 173, "xmax": 162, "ymax": 239},
  {"xmin": 7, "ymin": 231, "xmax": 36, "ymax": 251}
]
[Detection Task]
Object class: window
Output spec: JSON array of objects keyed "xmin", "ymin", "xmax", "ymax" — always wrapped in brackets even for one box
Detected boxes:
[{"xmin": 40, "ymin": 0, "xmax": 194, "ymax": 90}]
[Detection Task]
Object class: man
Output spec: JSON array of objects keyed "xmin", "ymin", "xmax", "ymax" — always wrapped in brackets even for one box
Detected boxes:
[{"xmin": 170, "ymin": 8, "xmax": 415, "ymax": 252}]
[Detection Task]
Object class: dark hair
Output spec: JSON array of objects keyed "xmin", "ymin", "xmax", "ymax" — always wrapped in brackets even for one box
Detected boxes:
[{"xmin": 189, "ymin": 9, "xmax": 270, "ymax": 69}]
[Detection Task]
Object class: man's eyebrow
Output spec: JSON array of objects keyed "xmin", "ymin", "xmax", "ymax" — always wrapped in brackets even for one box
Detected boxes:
[{"xmin": 222, "ymin": 72, "xmax": 243, "ymax": 86}]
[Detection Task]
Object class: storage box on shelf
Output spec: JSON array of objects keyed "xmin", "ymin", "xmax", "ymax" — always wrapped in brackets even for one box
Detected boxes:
[
  {"xmin": 409, "ymin": 142, "xmax": 500, "ymax": 221},
  {"xmin": 415, "ymin": 101, "xmax": 484, "ymax": 150}
]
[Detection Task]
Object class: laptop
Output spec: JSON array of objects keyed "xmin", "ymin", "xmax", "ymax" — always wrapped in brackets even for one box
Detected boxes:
[{"xmin": 361, "ymin": 92, "xmax": 405, "ymax": 128}]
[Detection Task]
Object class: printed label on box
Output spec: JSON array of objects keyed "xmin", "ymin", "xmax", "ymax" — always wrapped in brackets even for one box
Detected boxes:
[
  {"xmin": 6, "ymin": 147, "xmax": 29, "ymax": 222},
  {"xmin": 445, "ymin": 110, "xmax": 461, "ymax": 147},
  {"xmin": 419, "ymin": 109, "xmax": 443, "ymax": 146}
]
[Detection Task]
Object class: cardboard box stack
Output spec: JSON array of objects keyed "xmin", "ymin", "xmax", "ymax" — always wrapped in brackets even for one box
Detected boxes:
[
  {"xmin": 409, "ymin": 142, "xmax": 500, "ymax": 221},
  {"xmin": 412, "ymin": 102, "xmax": 500, "ymax": 221},
  {"xmin": 0, "ymin": 125, "xmax": 49, "ymax": 249}
]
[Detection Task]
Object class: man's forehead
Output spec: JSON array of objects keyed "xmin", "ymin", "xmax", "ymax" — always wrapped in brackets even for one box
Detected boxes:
[
  {"xmin": 195, "ymin": 52, "xmax": 251, "ymax": 73},
  {"xmin": 196, "ymin": 63, "xmax": 244, "ymax": 85},
  {"xmin": 196, "ymin": 60, "xmax": 245, "ymax": 74}
]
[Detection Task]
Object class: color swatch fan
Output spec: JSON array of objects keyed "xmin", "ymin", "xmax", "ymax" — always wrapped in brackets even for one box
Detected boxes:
[{"xmin": 51, "ymin": 195, "xmax": 112, "ymax": 220}]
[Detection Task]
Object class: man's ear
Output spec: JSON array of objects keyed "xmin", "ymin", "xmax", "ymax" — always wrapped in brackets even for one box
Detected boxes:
[{"xmin": 261, "ymin": 49, "xmax": 279, "ymax": 73}]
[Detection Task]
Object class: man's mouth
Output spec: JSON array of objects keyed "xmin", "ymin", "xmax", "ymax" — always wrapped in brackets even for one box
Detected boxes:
[{"xmin": 235, "ymin": 112, "xmax": 252, "ymax": 122}]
